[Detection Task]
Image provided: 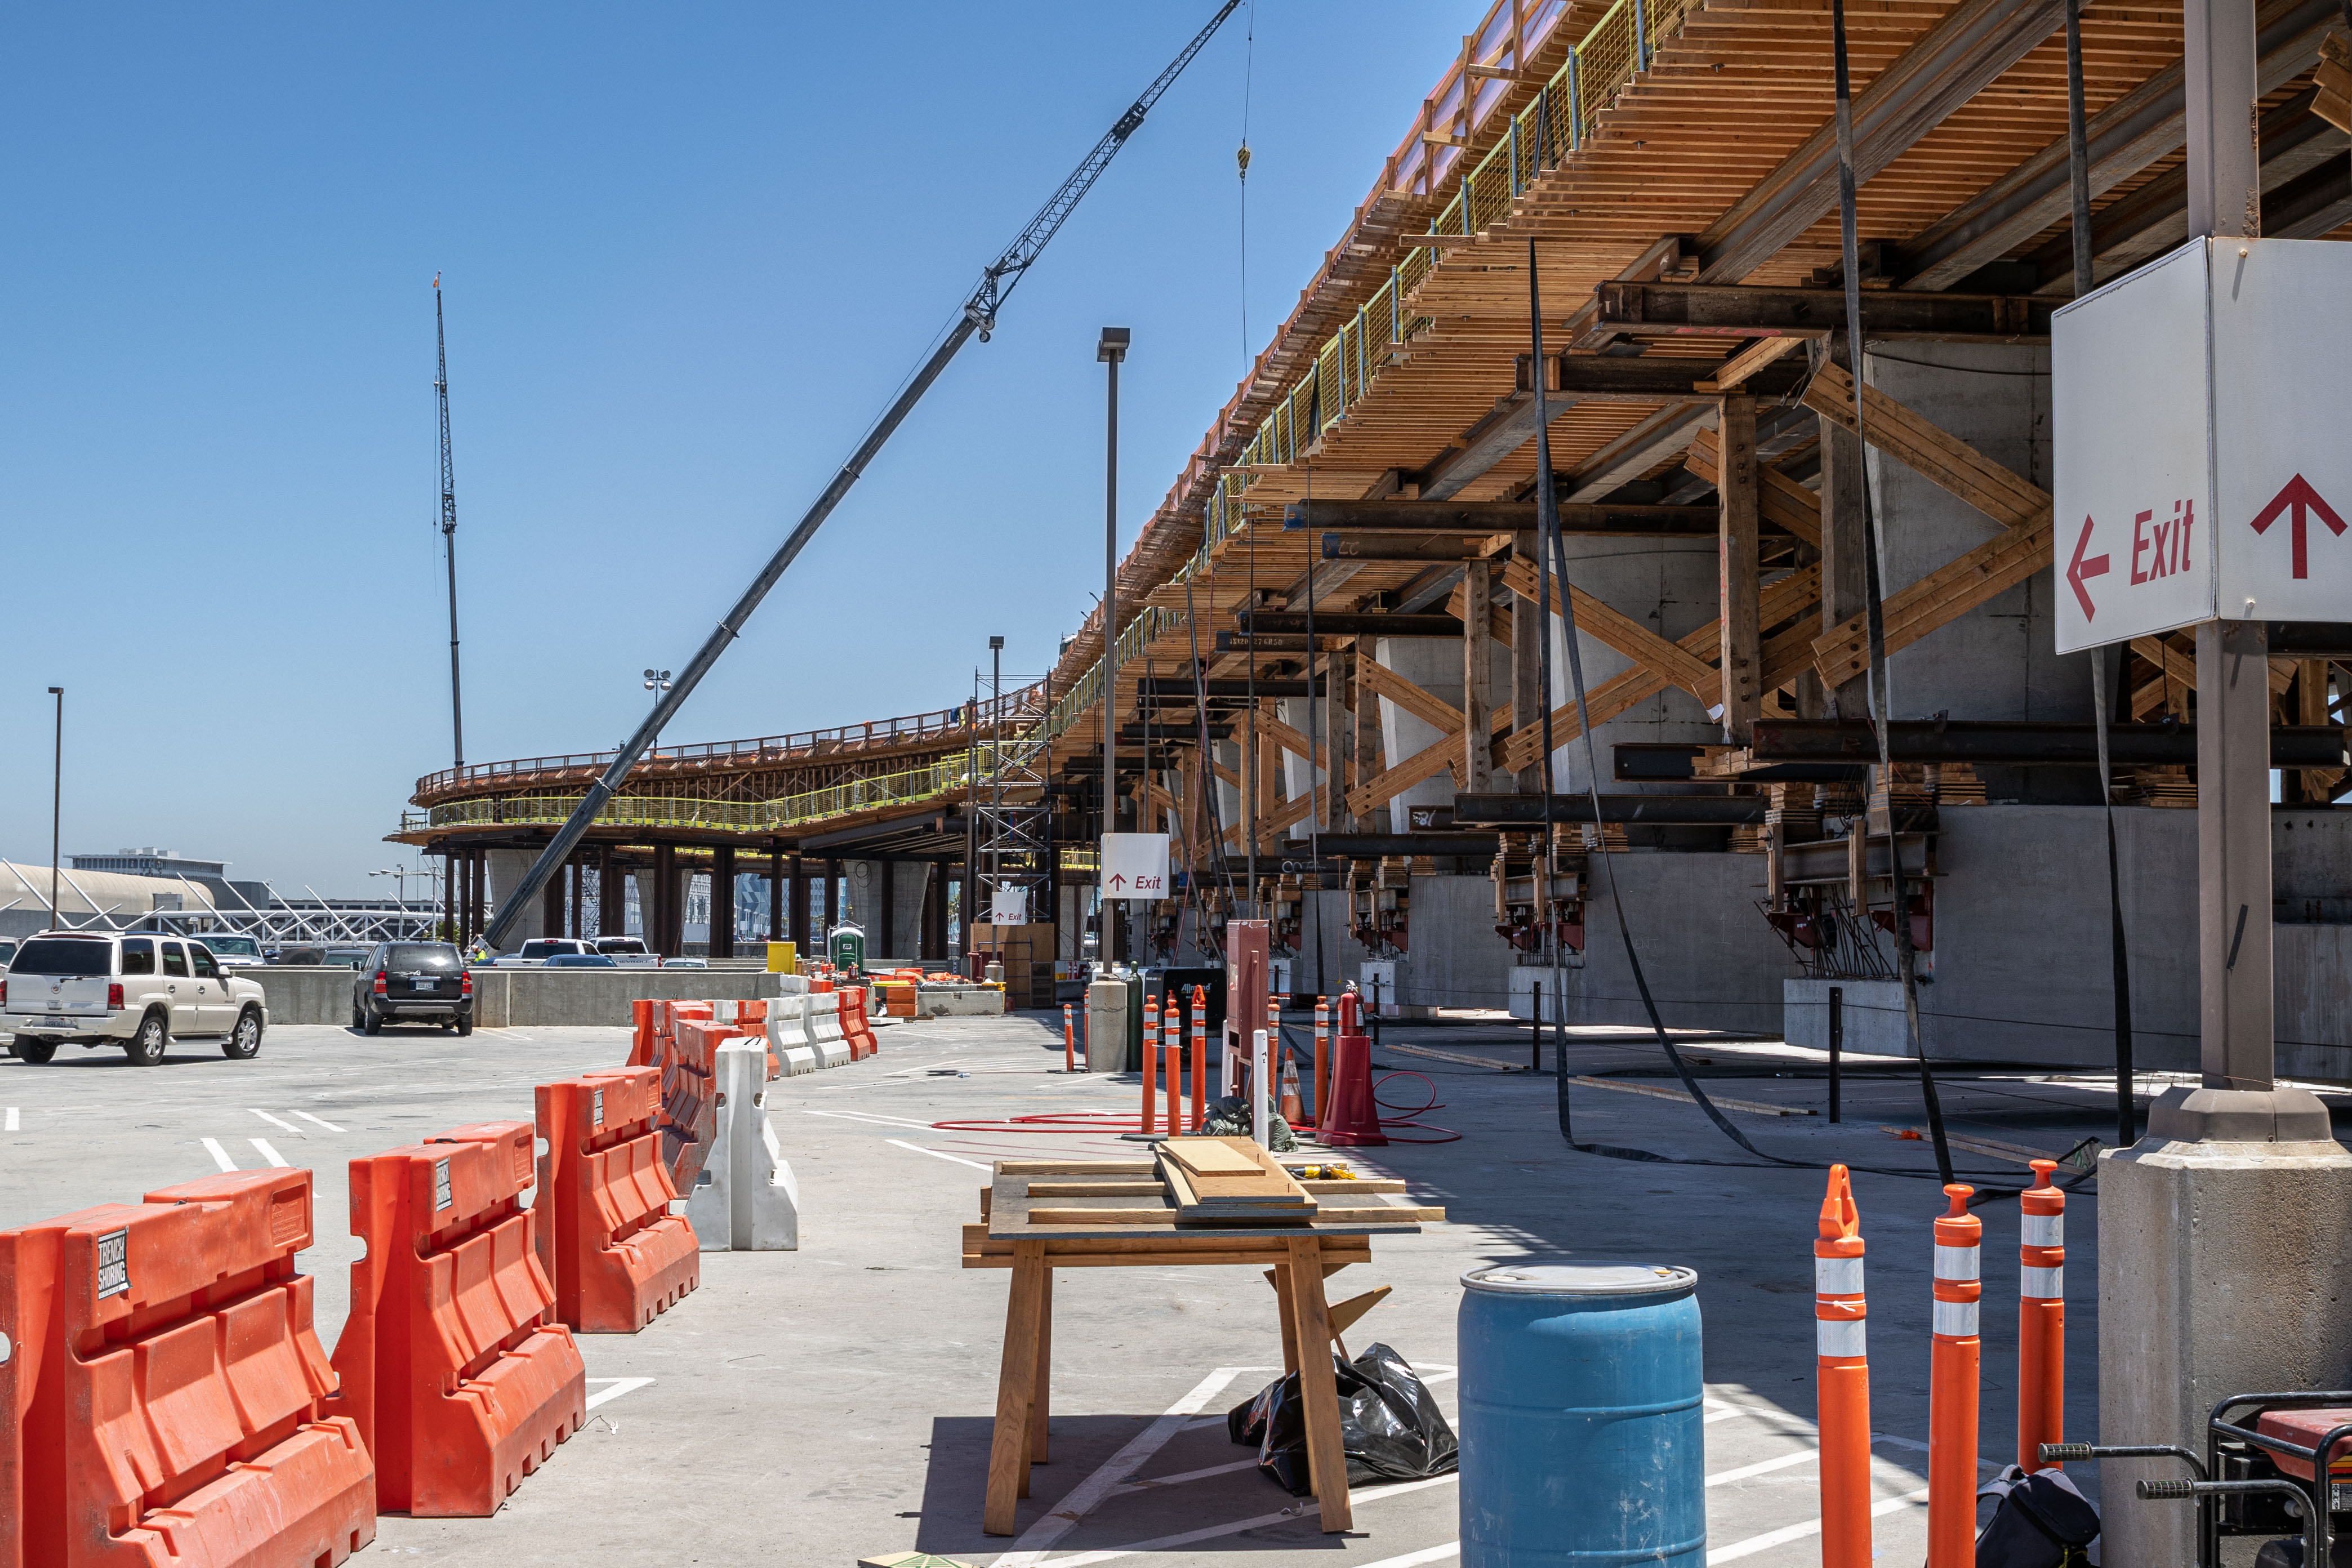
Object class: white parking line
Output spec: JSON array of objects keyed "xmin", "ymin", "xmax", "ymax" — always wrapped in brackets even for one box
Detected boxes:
[
  {"xmin": 1705, "ymin": 1485, "xmax": 1932, "ymax": 1563},
  {"xmin": 886, "ymin": 1138, "xmax": 991, "ymax": 1171},
  {"xmin": 1356, "ymin": 1547, "xmax": 1459, "ymax": 1568},
  {"xmin": 804, "ymin": 1107, "xmax": 942, "ymax": 1130},
  {"xmin": 250, "ymin": 1109, "xmax": 301, "ymax": 1134},
  {"xmin": 249, "ymin": 1138, "xmax": 291, "ymax": 1168},
  {"xmin": 1708, "ymin": 1449, "xmax": 1821, "ymax": 1486},
  {"xmin": 1035, "ymin": 1474, "xmax": 1460, "ymax": 1568},
  {"xmin": 584, "ymin": 1377, "xmax": 654, "ymax": 1410},
  {"xmin": 4, "ymin": 1108, "xmax": 16, "ymax": 1132},
  {"xmin": 293, "ymin": 1111, "xmax": 345, "ymax": 1133},
  {"xmin": 202, "ymin": 1138, "xmax": 238, "ymax": 1171}
]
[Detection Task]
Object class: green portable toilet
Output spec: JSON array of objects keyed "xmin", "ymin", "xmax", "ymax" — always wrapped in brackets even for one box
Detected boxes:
[{"xmin": 830, "ymin": 922, "xmax": 867, "ymax": 980}]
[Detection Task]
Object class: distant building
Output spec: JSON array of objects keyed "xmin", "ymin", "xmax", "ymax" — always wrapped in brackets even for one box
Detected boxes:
[{"xmin": 70, "ymin": 848, "xmax": 271, "ymax": 912}]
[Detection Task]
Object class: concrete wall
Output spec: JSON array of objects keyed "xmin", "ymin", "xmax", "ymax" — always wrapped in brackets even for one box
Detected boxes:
[
  {"xmin": 1548, "ymin": 852, "xmax": 1798, "ymax": 1034},
  {"xmin": 249, "ymin": 965, "xmax": 791, "ymax": 1027},
  {"xmin": 1540, "ymin": 537, "xmax": 1722, "ymax": 795}
]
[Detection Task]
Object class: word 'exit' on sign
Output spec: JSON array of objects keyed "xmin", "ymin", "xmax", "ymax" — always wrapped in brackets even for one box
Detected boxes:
[
  {"xmin": 2053, "ymin": 238, "xmax": 2352, "ymax": 654},
  {"xmin": 1099, "ymin": 833, "xmax": 1170, "ymax": 900}
]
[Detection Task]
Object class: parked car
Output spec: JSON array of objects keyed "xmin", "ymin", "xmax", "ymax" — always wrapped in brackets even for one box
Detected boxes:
[
  {"xmin": 0, "ymin": 938, "xmax": 17, "ymax": 971},
  {"xmin": 2, "ymin": 930, "xmax": 269, "ymax": 1065},
  {"xmin": 351, "ymin": 941, "xmax": 473, "ymax": 1035},
  {"xmin": 544, "ymin": 953, "xmax": 618, "ymax": 968},
  {"xmin": 323, "ymin": 945, "xmax": 373, "ymax": 968},
  {"xmin": 663, "ymin": 956, "xmax": 708, "ymax": 969},
  {"xmin": 190, "ymin": 933, "xmax": 266, "ymax": 968},
  {"xmin": 593, "ymin": 936, "xmax": 660, "ymax": 969},
  {"xmin": 493, "ymin": 937, "xmax": 599, "ymax": 968}
]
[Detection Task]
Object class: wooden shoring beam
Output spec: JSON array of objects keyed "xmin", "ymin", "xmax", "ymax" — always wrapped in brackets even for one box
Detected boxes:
[
  {"xmin": 1719, "ymin": 395, "xmax": 1763, "ymax": 745},
  {"xmin": 1800, "ymin": 361, "xmax": 2060, "ymax": 689},
  {"xmin": 1356, "ymin": 657, "xmax": 1464, "ymax": 735},
  {"xmin": 1686, "ymin": 428, "xmax": 1823, "ymax": 547},
  {"xmin": 1289, "ymin": 500, "xmax": 1720, "ymax": 534},
  {"xmin": 1498, "ymin": 558, "xmax": 1718, "ymax": 703}
]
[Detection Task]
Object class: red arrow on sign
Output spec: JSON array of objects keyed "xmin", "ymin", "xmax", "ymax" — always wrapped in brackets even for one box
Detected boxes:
[
  {"xmin": 2249, "ymin": 474, "xmax": 2347, "ymax": 579},
  {"xmin": 2066, "ymin": 515, "xmax": 2110, "ymax": 619},
  {"xmin": 1107, "ymin": 872, "xmax": 1128, "ymax": 890}
]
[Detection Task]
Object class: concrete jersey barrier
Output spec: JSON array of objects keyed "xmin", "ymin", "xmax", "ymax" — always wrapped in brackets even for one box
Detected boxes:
[{"xmin": 225, "ymin": 966, "xmax": 806, "ymax": 1029}]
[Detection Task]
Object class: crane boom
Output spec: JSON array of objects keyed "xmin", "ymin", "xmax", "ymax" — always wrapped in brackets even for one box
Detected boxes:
[
  {"xmin": 482, "ymin": 2, "xmax": 1241, "ymax": 949},
  {"xmin": 436, "ymin": 278, "xmax": 464, "ymax": 772}
]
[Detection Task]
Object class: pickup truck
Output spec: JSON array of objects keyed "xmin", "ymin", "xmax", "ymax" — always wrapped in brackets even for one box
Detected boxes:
[{"xmin": 3, "ymin": 930, "xmax": 269, "ymax": 1065}]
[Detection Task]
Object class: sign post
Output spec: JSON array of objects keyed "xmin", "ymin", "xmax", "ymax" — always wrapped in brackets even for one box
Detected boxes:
[{"xmin": 2053, "ymin": 235, "xmax": 2340, "ymax": 1139}]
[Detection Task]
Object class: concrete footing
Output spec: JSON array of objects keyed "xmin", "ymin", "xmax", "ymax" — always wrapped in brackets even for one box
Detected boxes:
[{"xmin": 2097, "ymin": 1136, "xmax": 2352, "ymax": 1567}]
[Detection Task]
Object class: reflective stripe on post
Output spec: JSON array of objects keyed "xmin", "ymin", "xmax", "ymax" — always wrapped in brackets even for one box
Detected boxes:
[
  {"xmin": 1162, "ymin": 999, "xmax": 1180, "ymax": 1135},
  {"xmin": 1928, "ymin": 1184, "xmax": 1982, "ymax": 1568},
  {"xmin": 1816, "ymin": 1164, "xmax": 1872, "ymax": 1568},
  {"xmin": 2019, "ymin": 1158, "xmax": 2065, "ymax": 1472}
]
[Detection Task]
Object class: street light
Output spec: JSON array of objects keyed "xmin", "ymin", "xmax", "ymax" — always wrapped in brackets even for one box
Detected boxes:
[
  {"xmin": 1097, "ymin": 327, "xmax": 1128, "ymax": 964},
  {"xmin": 643, "ymin": 668, "xmax": 671, "ymax": 755},
  {"xmin": 369, "ymin": 866, "xmax": 413, "ymax": 906},
  {"xmin": 47, "ymin": 687, "xmax": 63, "ymax": 930}
]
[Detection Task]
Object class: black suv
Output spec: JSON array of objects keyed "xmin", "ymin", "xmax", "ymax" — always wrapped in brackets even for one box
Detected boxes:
[{"xmin": 352, "ymin": 942, "xmax": 473, "ymax": 1035}]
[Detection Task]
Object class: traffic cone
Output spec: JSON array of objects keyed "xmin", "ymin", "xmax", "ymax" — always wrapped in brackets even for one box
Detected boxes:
[
  {"xmin": 1277, "ymin": 1050, "xmax": 1305, "ymax": 1128},
  {"xmin": 1317, "ymin": 991, "xmax": 1387, "ymax": 1147}
]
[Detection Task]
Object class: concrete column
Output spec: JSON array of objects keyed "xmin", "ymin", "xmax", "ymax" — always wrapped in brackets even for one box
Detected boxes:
[
  {"xmin": 789, "ymin": 857, "xmax": 809, "ymax": 948},
  {"xmin": 879, "ymin": 859, "xmax": 898, "ymax": 955},
  {"xmin": 1509, "ymin": 538, "xmax": 1544, "ymax": 791},
  {"xmin": 1818, "ymin": 397, "xmax": 1871, "ymax": 723},
  {"xmin": 652, "ymin": 844, "xmax": 676, "ymax": 956},
  {"xmin": 1717, "ymin": 395, "xmax": 1761, "ymax": 743},
  {"xmin": 598, "ymin": 847, "xmax": 622, "ymax": 937},
  {"xmin": 710, "ymin": 844, "xmax": 736, "ymax": 959},
  {"xmin": 767, "ymin": 849, "xmax": 783, "ymax": 943},
  {"xmin": 540, "ymin": 856, "xmax": 563, "ymax": 939},
  {"xmin": 1462, "ymin": 563, "xmax": 1494, "ymax": 793}
]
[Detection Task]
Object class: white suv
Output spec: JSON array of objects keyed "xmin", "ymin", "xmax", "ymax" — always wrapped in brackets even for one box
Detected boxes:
[{"xmin": 2, "ymin": 930, "xmax": 269, "ymax": 1066}]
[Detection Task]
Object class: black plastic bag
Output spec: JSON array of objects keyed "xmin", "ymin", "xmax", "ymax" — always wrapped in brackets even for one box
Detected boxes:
[
  {"xmin": 1226, "ymin": 1342, "xmax": 1457, "ymax": 1495},
  {"xmin": 1976, "ymin": 1464, "xmax": 2100, "ymax": 1568}
]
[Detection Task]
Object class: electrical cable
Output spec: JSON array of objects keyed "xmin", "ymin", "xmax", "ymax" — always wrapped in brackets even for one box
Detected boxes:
[{"xmin": 1520, "ymin": 240, "xmax": 1983, "ymax": 1186}]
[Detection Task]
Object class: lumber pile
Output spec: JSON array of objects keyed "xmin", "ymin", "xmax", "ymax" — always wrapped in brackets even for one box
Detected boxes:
[{"xmin": 1155, "ymin": 1136, "xmax": 1319, "ymax": 1224}]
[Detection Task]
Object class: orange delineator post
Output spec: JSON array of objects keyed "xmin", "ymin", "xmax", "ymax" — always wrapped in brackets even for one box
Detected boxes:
[
  {"xmin": 2018, "ymin": 1159, "xmax": 2065, "ymax": 1473},
  {"xmin": 1190, "ymin": 987, "xmax": 1207, "ymax": 1132},
  {"xmin": 1815, "ymin": 1164, "xmax": 1872, "ymax": 1568},
  {"xmin": 534, "ymin": 1067, "xmax": 700, "ymax": 1333},
  {"xmin": 1139, "ymin": 995, "xmax": 1160, "ymax": 1135},
  {"xmin": 1163, "ymin": 998, "xmax": 1180, "ymax": 1134},
  {"xmin": 1311, "ymin": 995, "xmax": 1329, "ymax": 1130},
  {"xmin": 1062, "ymin": 1005, "xmax": 1075, "ymax": 1072},
  {"xmin": 0, "ymin": 1168, "xmax": 376, "ymax": 1568},
  {"xmin": 1927, "ymin": 1184, "xmax": 1982, "ymax": 1568},
  {"xmin": 329, "ymin": 1122, "xmax": 586, "ymax": 1517}
]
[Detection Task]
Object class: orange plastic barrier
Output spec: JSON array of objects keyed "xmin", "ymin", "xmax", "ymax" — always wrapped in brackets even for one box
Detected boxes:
[
  {"xmin": 0, "ymin": 1168, "xmax": 375, "ymax": 1568},
  {"xmin": 879, "ymin": 981, "xmax": 917, "ymax": 1018},
  {"xmin": 534, "ymin": 1067, "xmax": 698, "ymax": 1333},
  {"xmin": 1927, "ymin": 1184, "xmax": 1981, "ymax": 1568},
  {"xmin": 1814, "ymin": 1164, "xmax": 1872, "ymax": 1568},
  {"xmin": 840, "ymin": 988, "xmax": 879, "ymax": 1059},
  {"xmin": 659, "ymin": 1020, "xmax": 731, "ymax": 1195},
  {"xmin": 629, "ymin": 998, "xmax": 657, "ymax": 1067},
  {"xmin": 2017, "ymin": 1159, "xmax": 2065, "ymax": 1472},
  {"xmin": 329, "ymin": 1123, "xmax": 585, "ymax": 1516}
]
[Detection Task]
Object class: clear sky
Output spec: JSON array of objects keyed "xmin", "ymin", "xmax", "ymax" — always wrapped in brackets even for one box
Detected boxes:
[{"xmin": 1, "ymin": 3, "xmax": 1472, "ymax": 897}]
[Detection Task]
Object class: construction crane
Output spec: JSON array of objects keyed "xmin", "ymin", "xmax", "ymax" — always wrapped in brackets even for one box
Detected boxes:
[
  {"xmin": 434, "ymin": 274, "xmax": 465, "ymax": 773},
  {"xmin": 483, "ymin": 2, "xmax": 1244, "ymax": 948}
]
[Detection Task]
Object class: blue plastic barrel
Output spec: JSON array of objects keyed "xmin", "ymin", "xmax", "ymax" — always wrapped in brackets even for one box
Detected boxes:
[{"xmin": 1458, "ymin": 1262, "xmax": 1705, "ymax": 1567}]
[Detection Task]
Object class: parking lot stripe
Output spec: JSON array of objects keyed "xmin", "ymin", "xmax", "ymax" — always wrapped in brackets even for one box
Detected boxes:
[
  {"xmin": 248, "ymin": 1138, "xmax": 291, "ymax": 1168},
  {"xmin": 1704, "ymin": 1484, "xmax": 1931, "ymax": 1563},
  {"xmin": 885, "ymin": 1138, "xmax": 991, "ymax": 1171},
  {"xmin": 201, "ymin": 1138, "xmax": 238, "ymax": 1172},
  {"xmin": 249, "ymin": 1109, "xmax": 300, "ymax": 1134},
  {"xmin": 584, "ymin": 1377, "xmax": 654, "ymax": 1410},
  {"xmin": 1707, "ymin": 1449, "xmax": 1821, "ymax": 1486},
  {"xmin": 4, "ymin": 1108, "xmax": 16, "ymax": 1132},
  {"xmin": 1355, "ymin": 1547, "xmax": 1460, "ymax": 1568},
  {"xmin": 292, "ymin": 1111, "xmax": 345, "ymax": 1132}
]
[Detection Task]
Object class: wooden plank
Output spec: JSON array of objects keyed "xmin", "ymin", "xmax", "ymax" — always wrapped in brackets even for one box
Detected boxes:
[
  {"xmin": 1803, "ymin": 363, "xmax": 2052, "ymax": 532},
  {"xmin": 983, "ymin": 1239, "xmax": 1047, "ymax": 1534},
  {"xmin": 1029, "ymin": 1206, "xmax": 1438, "ymax": 1226},
  {"xmin": 965, "ymin": 1242, "xmax": 1374, "ymax": 1269},
  {"xmin": 1272, "ymin": 1260, "xmax": 1302, "ymax": 1374},
  {"xmin": 1811, "ymin": 520, "xmax": 2054, "ymax": 689},
  {"xmin": 1464, "ymin": 563, "xmax": 1495, "ymax": 792},
  {"xmin": 1031, "ymin": 1268, "xmax": 1052, "ymax": 1463},
  {"xmin": 1161, "ymin": 1137, "xmax": 1262, "ymax": 1175},
  {"xmin": 1286, "ymin": 1235, "xmax": 1353, "ymax": 1532},
  {"xmin": 995, "ymin": 1160, "xmax": 1155, "ymax": 1175},
  {"xmin": 1689, "ymin": 427, "xmax": 1825, "ymax": 547},
  {"xmin": 1329, "ymin": 1284, "xmax": 1393, "ymax": 1339},
  {"xmin": 1356, "ymin": 655, "xmax": 1464, "ymax": 734},
  {"xmin": 1701, "ymin": 333, "xmax": 1811, "ymax": 391}
]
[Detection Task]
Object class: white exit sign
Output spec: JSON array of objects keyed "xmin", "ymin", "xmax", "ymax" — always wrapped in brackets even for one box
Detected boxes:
[
  {"xmin": 1098, "ymin": 833, "xmax": 1170, "ymax": 900},
  {"xmin": 2053, "ymin": 238, "xmax": 2352, "ymax": 653}
]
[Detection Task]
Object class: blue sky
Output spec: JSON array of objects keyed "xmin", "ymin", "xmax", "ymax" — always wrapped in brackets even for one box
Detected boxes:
[{"xmin": 0, "ymin": 3, "xmax": 1471, "ymax": 894}]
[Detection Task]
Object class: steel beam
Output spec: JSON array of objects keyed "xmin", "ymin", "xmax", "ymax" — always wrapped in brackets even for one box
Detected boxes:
[
  {"xmin": 1451, "ymin": 792, "xmax": 1771, "ymax": 825},
  {"xmin": 1312, "ymin": 833, "xmax": 1503, "ymax": 857},
  {"xmin": 1289, "ymin": 500, "xmax": 1719, "ymax": 534},
  {"xmin": 1235, "ymin": 611, "xmax": 1464, "ymax": 637},
  {"xmin": 1748, "ymin": 718, "xmax": 2347, "ymax": 767},
  {"xmin": 1589, "ymin": 282, "xmax": 2055, "ymax": 338}
]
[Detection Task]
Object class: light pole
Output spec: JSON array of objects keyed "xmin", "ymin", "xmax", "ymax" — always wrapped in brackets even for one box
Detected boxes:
[
  {"xmin": 1098, "ymin": 327, "xmax": 1128, "ymax": 964},
  {"xmin": 47, "ymin": 687, "xmax": 63, "ymax": 930},
  {"xmin": 369, "ymin": 866, "xmax": 412, "ymax": 906},
  {"xmin": 643, "ymin": 669, "xmax": 672, "ymax": 755}
]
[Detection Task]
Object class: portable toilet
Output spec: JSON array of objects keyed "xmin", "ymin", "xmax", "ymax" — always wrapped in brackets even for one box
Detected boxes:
[{"xmin": 829, "ymin": 923, "xmax": 867, "ymax": 980}]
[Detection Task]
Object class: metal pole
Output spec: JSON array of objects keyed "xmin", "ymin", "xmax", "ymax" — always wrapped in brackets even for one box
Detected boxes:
[
  {"xmin": 1099, "ymin": 327, "xmax": 1128, "ymax": 964},
  {"xmin": 47, "ymin": 686, "xmax": 63, "ymax": 929},
  {"xmin": 990, "ymin": 635, "xmax": 1005, "ymax": 906},
  {"xmin": 1829, "ymin": 984, "xmax": 1845, "ymax": 1123}
]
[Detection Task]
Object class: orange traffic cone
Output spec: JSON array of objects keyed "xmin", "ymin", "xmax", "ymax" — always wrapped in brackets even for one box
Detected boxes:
[{"xmin": 1278, "ymin": 1049, "xmax": 1304, "ymax": 1128}]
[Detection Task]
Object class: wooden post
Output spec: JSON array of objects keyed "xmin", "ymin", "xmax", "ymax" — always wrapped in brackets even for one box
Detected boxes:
[
  {"xmin": 1258, "ymin": 698, "xmax": 1282, "ymax": 855},
  {"xmin": 1356, "ymin": 644, "xmax": 1385, "ymax": 822},
  {"xmin": 984, "ymin": 1240, "xmax": 1049, "ymax": 1534},
  {"xmin": 1511, "ymin": 533, "xmax": 1544, "ymax": 791},
  {"xmin": 1718, "ymin": 395, "xmax": 1762, "ymax": 744},
  {"xmin": 1030, "ymin": 1267, "xmax": 1053, "ymax": 1464},
  {"xmin": 1463, "ymin": 563, "xmax": 1495, "ymax": 791},
  {"xmin": 1819, "ymin": 349, "xmax": 1872, "ymax": 723},
  {"xmin": 1285, "ymin": 1235, "xmax": 1354, "ymax": 1531}
]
